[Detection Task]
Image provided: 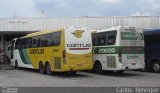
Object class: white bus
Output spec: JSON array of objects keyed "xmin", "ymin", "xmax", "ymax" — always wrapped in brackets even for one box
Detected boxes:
[
  {"xmin": 10, "ymin": 27, "xmax": 93, "ymax": 74},
  {"xmin": 92, "ymin": 26, "xmax": 145, "ymax": 74}
]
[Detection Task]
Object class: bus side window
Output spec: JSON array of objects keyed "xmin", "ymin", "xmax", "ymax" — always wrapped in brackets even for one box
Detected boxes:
[
  {"xmin": 98, "ymin": 32, "xmax": 107, "ymax": 46},
  {"xmin": 29, "ymin": 38, "xmax": 32, "ymax": 48},
  {"xmin": 44, "ymin": 34, "xmax": 48, "ymax": 46},
  {"xmin": 21, "ymin": 39, "xmax": 23, "ymax": 48},
  {"xmin": 95, "ymin": 39, "xmax": 98, "ymax": 46},
  {"xmin": 41, "ymin": 36, "xmax": 45, "ymax": 47},
  {"xmin": 47, "ymin": 33, "xmax": 54, "ymax": 46},
  {"xmin": 92, "ymin": 33, "xmax": 99, "ymax": 46},
  {"xmin": 108, "ymin": 35, "xmax": 116, "ymax": 45},
  {"xmin": 25, "ymin": 38, "xmax": 29, "ymax": 48},
  {"xmin": 92, "ymin": 37, "xmax": 96, "ymax": 46},
  {"xmin": 21, "ymin": 39, "xmax": 25, "ymax": 49},
  {"xmin": 98, "ymin": 37, "xmax": 106, "ymax": 45},
  {"xmin": 32, "ymin": 37, "xmax": 37, "ymax": 48},
  {"xmin": 53, "ymin": 32, "xmax": 61, "ymax": 46},
  {"xmin": 27, "ymin": 38, "xmax": 31, "ymax": 48},
  {"xmin": 37, "ymin": 36, "xmax": 41, "ymax": 47}
]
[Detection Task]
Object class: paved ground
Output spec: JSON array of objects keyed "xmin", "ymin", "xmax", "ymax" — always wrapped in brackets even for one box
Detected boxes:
[
  {"xmin": 0, "ymin": 68, "xmax": 160, "ymax": 87},
  {"xmin": 0, "ymin": 64, "xmax": 13, "ymax": 70}
]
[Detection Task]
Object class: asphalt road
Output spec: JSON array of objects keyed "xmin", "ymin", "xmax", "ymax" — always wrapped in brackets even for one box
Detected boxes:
[{"xmin": 0, "ymin": 68, "xmax": 160, "ymax": 87}]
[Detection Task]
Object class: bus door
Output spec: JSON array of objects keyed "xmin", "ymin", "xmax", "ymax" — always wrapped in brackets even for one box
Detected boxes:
[{"xmin": 11, "ymin": 40, "xmax": 15, "ymax": 60}]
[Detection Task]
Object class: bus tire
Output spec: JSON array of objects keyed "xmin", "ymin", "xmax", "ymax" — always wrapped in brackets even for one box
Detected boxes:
[
  {"xmin": 93, "ymin": 62, "xmax": 103, "ymax": 74},
  {"xmin": 39, "ymin": 62, "xmax": 46, "ymax": 74},
  {"xmin": 15, "ymin": 61, "xmax": 18, "ymax": 69},
  {"xmin": 46, "ymin": 62, "xmax": 52, "ymax": 75},
  {"xmin": 152, "ymin": 61, "xmax": 160, "ymax": 73}
]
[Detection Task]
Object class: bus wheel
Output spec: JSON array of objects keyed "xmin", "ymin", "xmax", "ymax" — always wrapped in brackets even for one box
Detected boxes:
[
  {"xmin": 39, "ymin": 63, "xmax": 46, "ymax": 74},
  {"xmin": 152, "ymin": 61, "xmax": 160, "ymax": 73},
  {"xmin": 46, "ymin": 62, "xmax": 52, "ymax": 75},
  {"xmin": 15, "ymin": 61, "xmax": 18, "ymax": 69},
  {"xmin": 93, "ymin": 62, "xmax": 103, "ymax": 74}
]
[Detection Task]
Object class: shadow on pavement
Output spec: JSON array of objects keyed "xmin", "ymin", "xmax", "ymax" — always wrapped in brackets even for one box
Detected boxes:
[
  {"xmin": 85, "ymin": 70, "xmax": 149, "ymax": 77},
  {"xmin": 15, "ymin": 67, "xmax": 91, "ymax": 78}
]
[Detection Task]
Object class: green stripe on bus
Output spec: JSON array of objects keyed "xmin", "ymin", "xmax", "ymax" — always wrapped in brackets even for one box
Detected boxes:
[
  {"xmin": 93, "ymin": 47, "xmax": 119, "ymax": 54},
  {"xmin": 93, "ymin": 46, "xmax": 144, "ymax": 54},
  {"xmin": 22, "ymin": 49, "xmax": 31, "ymax": 64},
  {"xmin": 19, "ymin": 49, "xmax": 31, "ymax": 64},
  {"xmin": 19, "ymin": 49, "xmax": 27, "ymax": 64},
  {"xmin": 121, "ymin": 32, "xmax": 144, "ymax": 40}
]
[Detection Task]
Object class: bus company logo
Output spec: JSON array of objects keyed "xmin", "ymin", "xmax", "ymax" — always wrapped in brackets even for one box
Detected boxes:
[
  {"xmin": 72, "ymin": 30, "xmax": 84, "ymax": 38},
  {"xmin": 98, "ymin": 48, "xmax": 116, "ymax": 54}
]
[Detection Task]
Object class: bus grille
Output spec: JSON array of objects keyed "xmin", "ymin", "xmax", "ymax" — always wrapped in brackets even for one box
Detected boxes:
[
  {"xmin": 106, "ymin": 56, "xmax": 116, "ymax": 68},
  {"xmin": 54, "ymin": 57, "xmax": 61, "ymax": 69}
]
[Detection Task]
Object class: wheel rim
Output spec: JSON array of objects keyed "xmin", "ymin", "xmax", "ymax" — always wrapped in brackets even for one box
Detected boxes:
[{"xmin": 153, "ymin": 64, "xmax": 160, "ymax": 72}]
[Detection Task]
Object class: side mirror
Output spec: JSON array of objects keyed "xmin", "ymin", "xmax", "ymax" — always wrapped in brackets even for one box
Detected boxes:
[{"xmin": 7, "ymin": 45, "xmax": 11, "ymax": 52}]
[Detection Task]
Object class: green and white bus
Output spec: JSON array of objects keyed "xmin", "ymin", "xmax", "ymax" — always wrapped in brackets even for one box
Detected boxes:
[{"xmin": 92, "ymin": 26, "xmax": 145, "ymax": 73}]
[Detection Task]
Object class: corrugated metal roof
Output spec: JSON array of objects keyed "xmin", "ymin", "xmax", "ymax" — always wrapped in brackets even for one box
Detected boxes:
[{"xmin": 0, "ymin": 16, "xmax": 160, "ymax": 32}]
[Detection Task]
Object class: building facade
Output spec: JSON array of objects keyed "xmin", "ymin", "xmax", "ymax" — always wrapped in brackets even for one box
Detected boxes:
[{"xmin": 0, "ymin": 16, "xmax": 160, "ymax": 62}]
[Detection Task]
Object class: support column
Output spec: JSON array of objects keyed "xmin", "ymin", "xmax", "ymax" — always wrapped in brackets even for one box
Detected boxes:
[
  {"xmin": 0, "ymin": 34, "xmax": 4, "ymax": 63},
  {"xmin": 1, "ymin": 34, "xmax": 4, "ymax": 50}
]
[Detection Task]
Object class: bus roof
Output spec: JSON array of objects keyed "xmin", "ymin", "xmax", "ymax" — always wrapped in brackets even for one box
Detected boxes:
[
  {"xmin": 95, "ymin": 26, "xmax": 120, "ymax": 33},
  {"xmin": 144, "ymin": 29, "xmax": 160, "ymax": 35},
  {"xmin": 95, "ymin": 26, "xmax": 139, "ymax": 33},
  {"xmin": 21, "ymin": 28, "xmax": 64, "ymax": 38},
  {"xmin": 21, "ymin": 26, "xmax": 89, "ymax": 38}
]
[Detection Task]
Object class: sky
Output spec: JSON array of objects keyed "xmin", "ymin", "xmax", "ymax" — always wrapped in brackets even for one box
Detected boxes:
[{"xmin": 0, "ymin": 0, "xmax": 160, "ymax": 18}]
